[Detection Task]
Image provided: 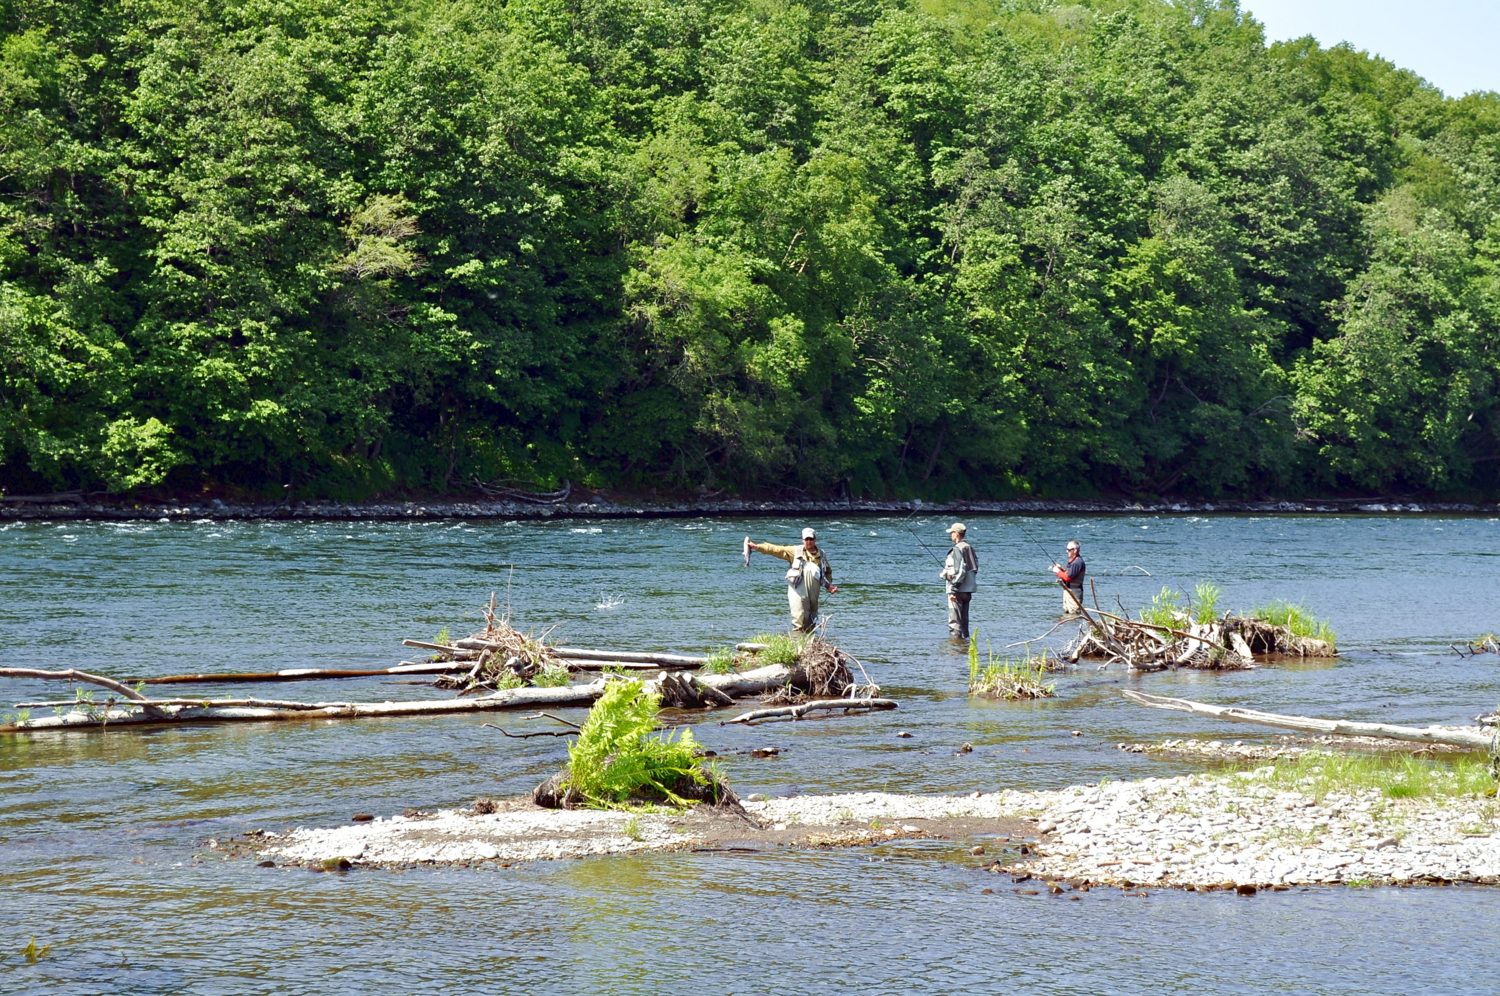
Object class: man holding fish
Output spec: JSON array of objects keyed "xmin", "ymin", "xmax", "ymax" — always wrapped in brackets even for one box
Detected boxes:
[{"xmin": 743, "ymin": 528, "xmax": 837, "ymax": 633}]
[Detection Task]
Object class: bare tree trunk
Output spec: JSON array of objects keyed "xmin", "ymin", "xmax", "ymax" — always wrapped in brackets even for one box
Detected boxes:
[{"xmin": 1122, "ymin": 690, "xmax": 1493, "ymax": 749}]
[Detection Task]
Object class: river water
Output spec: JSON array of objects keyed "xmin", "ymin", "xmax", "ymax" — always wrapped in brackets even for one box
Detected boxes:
[{"xmin": 2, "ymin": 514, "xmax": 1498, "ymax": 994}]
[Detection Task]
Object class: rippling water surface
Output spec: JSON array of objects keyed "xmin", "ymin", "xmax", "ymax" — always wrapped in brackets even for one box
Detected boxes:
[{"xmin": 3, "ymin": 514, "xmax": 1499, "ymax": 994}]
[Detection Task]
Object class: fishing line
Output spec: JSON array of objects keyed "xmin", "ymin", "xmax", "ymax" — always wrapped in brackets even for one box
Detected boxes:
[
  {"xmin": 896, "ymin": 499, "xmax": 946, "ymax": 566},
  {"xmin": 1013, "ymin": 516, "xmax": 1063, "ymax": 569}
]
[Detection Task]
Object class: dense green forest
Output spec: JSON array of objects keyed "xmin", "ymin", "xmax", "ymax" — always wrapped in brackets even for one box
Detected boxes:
[{"xmin": 3, "ymin": 0, "xmax": 1499, "ymax": 499}]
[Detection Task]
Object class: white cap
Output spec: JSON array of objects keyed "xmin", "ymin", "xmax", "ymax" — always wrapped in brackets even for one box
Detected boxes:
[
  {"xmin": 801, "ymin": 527, "xmax": 817, "ymax": 539},
  {"xmin": 949, "ymin": 522, "xmax": 966, "ymax": 534}
]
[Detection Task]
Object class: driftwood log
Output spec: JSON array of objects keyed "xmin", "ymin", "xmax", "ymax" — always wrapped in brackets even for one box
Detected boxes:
[
  {"xmin": 141, "ymin": 661, "xmax": 471, "ymax": 684},
  {"xmin": 1, "ymin": 665, "xmax": 793, "ymax": 734},
  {"xmin": 719, "ymin": 697, "xmax": 898, "ymax": 725},
  {"xmin": 1122, "ymin": 689, "xmax": 1494, "ymax": 749},
  {"xmin": 405, "ymin": 639, "xmax": 706, "ymax": 668}
]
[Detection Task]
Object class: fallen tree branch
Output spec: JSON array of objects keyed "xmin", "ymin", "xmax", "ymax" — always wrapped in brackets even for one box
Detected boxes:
[
  {"xmin": 1092, "ymin": 611, "xmax": 1221, "ymax": 648},
  {"xmin": 521, "ymin": 712, "xmax": 581, "ymax": 728},
  {"xmin": 0, "ymin": 667, "xmax": 151, "ymax": 702},
  {"xmin": 1004, "ymin": 619, "xmax": 1070, "ymax": 649},
  {"xmin": 481, "ymin": 723, "xmax": 575, "ymax": 738},
  {"xmin": 402, "ymin": 639, "xmax": 476, "ymax": 654},
  {"xmin": 1121, "ymin": 689, "xmax": 1493, "ymax": 749},
  {"xmin": 718, "ymin": 697, "xmax": 898, "ymax": 726}
]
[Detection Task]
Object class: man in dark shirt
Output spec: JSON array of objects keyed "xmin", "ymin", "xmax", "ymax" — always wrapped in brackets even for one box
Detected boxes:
[{"xmin": 1051, "ymin": 541, "xmax": 1085, "ymax": 615}]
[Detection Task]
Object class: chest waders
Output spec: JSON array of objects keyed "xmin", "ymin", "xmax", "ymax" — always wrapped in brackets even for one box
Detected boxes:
[{"xmin": 787, "ymin": 561, "xmax": 822, "ymax": 633}]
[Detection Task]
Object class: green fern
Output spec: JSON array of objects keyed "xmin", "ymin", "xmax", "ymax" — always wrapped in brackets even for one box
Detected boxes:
[{"xmin": 564, "ymin": 680, "xmax": 708, "ymax": 809}]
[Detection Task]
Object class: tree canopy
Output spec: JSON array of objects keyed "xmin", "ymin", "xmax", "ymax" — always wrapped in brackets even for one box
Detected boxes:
[{"xmin": 3, "ymin": 0, "xmax": 1498, "ymax": 499}]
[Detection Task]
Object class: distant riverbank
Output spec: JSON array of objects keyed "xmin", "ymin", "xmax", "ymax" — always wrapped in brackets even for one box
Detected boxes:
[{"xmin": 4, "ymin": 493, "xmax": 1497, "ymax": 522}]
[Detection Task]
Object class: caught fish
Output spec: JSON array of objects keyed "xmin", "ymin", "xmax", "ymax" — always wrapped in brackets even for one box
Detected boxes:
[{"xmin": 743, "ymin": 535, "xmax": 751, "ymax": 567}]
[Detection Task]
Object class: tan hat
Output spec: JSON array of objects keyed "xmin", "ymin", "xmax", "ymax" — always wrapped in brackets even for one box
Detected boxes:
[
  {"xmin": 801, "ymin": 527, "xmax": 817, "ymax": 539},
  {"xmin": 948, "ymin": 522, "xmax": 966, "ymax": 534}
]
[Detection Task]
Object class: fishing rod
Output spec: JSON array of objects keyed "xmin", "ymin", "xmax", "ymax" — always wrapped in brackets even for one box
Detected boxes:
[
  {"xmin": 897, "ymin": 499, "xmax": 946, "ymax": 566},
  {"xmin": 1013, "ymin": 516, "xmax": 1063, "ymax": 570},
  {"xmin": 1015, "ymin": 517, "xmax": 1153, "ymax": 577}
]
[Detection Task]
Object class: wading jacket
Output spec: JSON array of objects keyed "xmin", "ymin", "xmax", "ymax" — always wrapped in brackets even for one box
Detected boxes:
[
  {"xmin": 751, "ymin": 542, "xmax": 835, "ymax": 592},
  {"xmin": 944, "ymin": 541, "xmax": 978, "ymax": 594}
]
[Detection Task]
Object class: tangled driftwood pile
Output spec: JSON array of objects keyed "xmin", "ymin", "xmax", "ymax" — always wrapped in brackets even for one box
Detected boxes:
[
  {"xmin": 763, "ymin": 635, "xmax": 869, "ymax": 704},
  {"xmin": 1066, "ymin": 608, "xmax": 1335, "ymax": 672},
  {"xmin": 427, "ymin": 618, "xmax": 566, "ymax": 691}
]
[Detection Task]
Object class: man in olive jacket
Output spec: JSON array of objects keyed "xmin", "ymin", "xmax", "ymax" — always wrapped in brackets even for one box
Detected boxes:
[{"xmin": 744, "ymin": 527, "xmax": 837, "ymax": 633}]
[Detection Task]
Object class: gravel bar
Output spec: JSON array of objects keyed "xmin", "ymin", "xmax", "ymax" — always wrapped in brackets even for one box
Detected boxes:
[
  {"xmin": 226, "ymin": 775, "xmax": 1500, "ymax": 891},
  {"xmin": 1011, "ymin": 770, "xmax": 1500, "ymax": 890}
]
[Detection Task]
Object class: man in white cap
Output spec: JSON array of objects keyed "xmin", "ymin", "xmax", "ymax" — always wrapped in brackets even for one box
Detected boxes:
[
  {"xmin": 744, "ymin": 528, "xmax": 837, "ymax": 633},
  {"xmin": 941, "ymin": 523, "xmax": 978, "ymax": 639}
]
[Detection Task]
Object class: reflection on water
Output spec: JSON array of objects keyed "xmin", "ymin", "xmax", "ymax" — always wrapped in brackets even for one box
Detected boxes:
[{"xmin": 2, "ymin": 514, "xmax": 1499, "ymax": 993}]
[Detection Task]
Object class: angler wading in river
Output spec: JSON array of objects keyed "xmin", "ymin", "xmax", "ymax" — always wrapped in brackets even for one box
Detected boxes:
[
  {"xmin": 1052, "ymin": 541, "xmax": 1085, "ymax": 616},
  {"xmin": 744, "ymin": 528, "xmax": 837, "ymax": 633},
  {"xmin": 941, "ymin": 523, "xmax": 978, "ymax": 640}
]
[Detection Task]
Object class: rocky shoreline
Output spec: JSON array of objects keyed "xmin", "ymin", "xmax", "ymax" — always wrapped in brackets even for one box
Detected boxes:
[
  {"xmin": 5, "ymin": 493, "xmax": 1497, "ymax": 523},
  {"xmin": 217, "ymin": 774, "xmax": 1500, "ymax": 891}
]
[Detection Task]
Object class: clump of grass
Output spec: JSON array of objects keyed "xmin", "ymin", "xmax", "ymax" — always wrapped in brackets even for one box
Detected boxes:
[
  {"xmin": 1192, "ymin": 582, "xmax": 1222, "ymax": 624},
  {"xmin": 700, "ymin": 648, "xmax": 738, "ymax": 675},
  {"xmin": 1249, "ymin": 601, "xmax": 1335, "ymax": 645},
  {"xmin": 621, "ymin": 815, "xmax": 644, "ymax": 841},
  {"xmin": 967, "ymin": 633, "xmax": 1055, "ymax": 700},
  {"xmin": 433, "ymin": 626, "xmax": 451, "ymax": 645},
  {"xmin": 563, "ymin": 679, "xmax": 710, "ymax": 810},
  {"xmin": 1231, "ymin": 752, "xmax": 1495, "ymax": 803},
  {"xmin": 752, "ymin": 632, "xmax": 804, "ymax": 667},
  {"xmin": 1137, "ymin": 581, "xmax": 1221, "ymax": 626},
  {"xmin": 530, "ymin": 660, "xmax": 572, "ymax": 687},
  {"xmin": 1139, "ymin": 587, "xmax": 1186, "ymax": 628},
  {"xmin": 21, "ymin": 937, "xmax": 53, "ymax": 964}
]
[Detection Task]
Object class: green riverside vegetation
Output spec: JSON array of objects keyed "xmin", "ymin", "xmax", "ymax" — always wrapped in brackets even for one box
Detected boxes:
[
  {"xmin": 4, "ymin": 0, "xmax": 1500, "ymax": 499},
  {"xmin": 752, "ymin": 632, "xmax": 806, "ymax": 668},
  {"xmin": 967, "ymin": 632, "xmax": 1055, "ymax": 699},
  {"xmin": 1136, "ymin": 583, "xmax": 1335, "ymax": 646},
  {"xmin": 1249, "ymin": 601, "xmax": 1337, "ymax": 645},
  {"xmin": 1229, "ymin": 753, "xmax": 1498, "ymax": 803}
]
